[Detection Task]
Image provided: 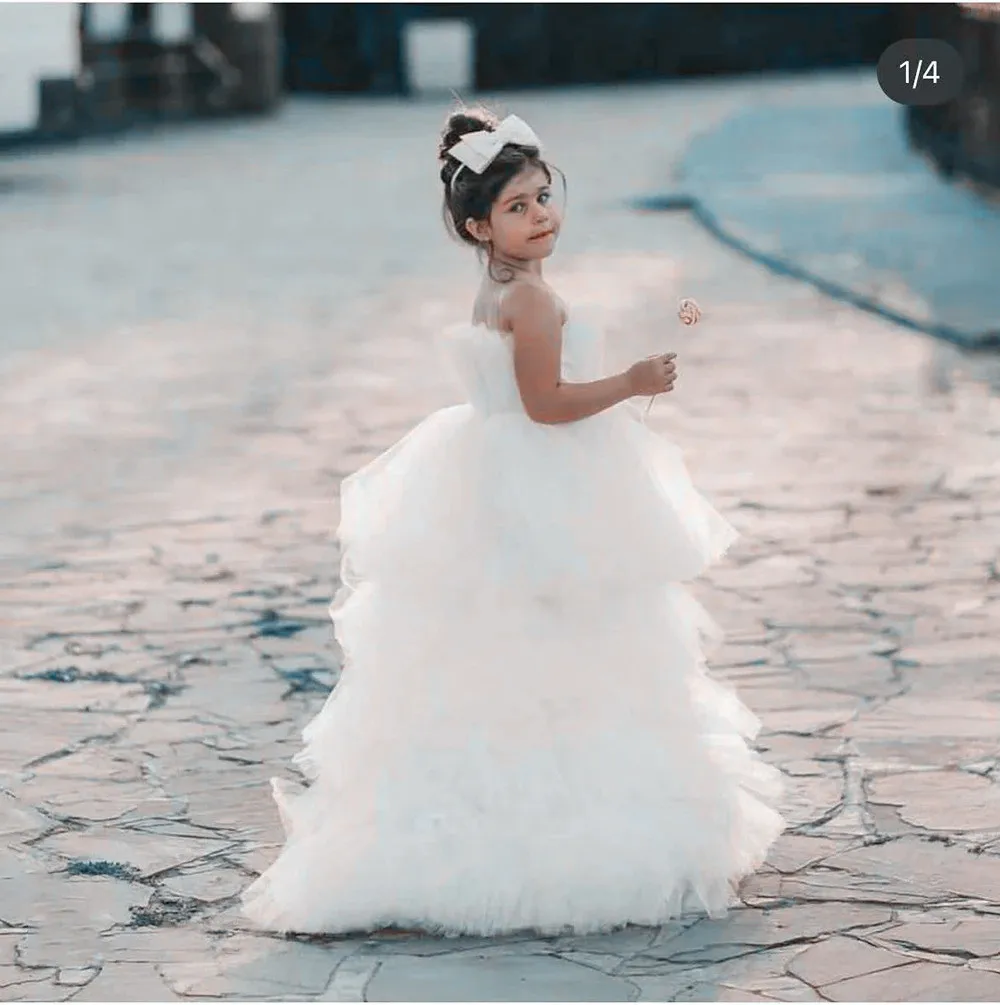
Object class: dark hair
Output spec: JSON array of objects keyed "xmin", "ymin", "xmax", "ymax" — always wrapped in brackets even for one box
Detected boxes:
[{"xmin": 438, "ymin": 106, "xmax": 554, "ymax": 248}]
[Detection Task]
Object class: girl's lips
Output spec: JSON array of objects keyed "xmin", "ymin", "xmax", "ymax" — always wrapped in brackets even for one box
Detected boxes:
[{"xmin": 529, "ymin": 229, "xmax": 555, "ymax": 241}]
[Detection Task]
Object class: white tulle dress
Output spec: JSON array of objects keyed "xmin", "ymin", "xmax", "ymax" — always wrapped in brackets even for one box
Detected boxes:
[{"xmin": 242, "ymin": 310, "xmax": 785, "ymax": 937}]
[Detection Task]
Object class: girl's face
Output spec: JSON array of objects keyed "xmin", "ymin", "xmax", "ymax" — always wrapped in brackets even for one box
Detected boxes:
[{"xmin": 470, "ymin": 165, "xmax": 561, "ymax": 262}]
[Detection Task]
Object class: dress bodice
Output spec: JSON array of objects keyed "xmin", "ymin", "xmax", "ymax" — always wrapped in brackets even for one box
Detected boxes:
[{"xmin": 440, "ymin": 318, "xmax": 605, "ymax": 416}]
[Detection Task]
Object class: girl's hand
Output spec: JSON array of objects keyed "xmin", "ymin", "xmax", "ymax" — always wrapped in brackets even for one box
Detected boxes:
[{"xmin": 627, "ymin": 353, "xmax": 677, "ymax": 397}]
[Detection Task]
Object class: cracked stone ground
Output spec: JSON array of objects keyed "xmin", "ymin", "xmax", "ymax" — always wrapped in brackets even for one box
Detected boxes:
[{"xmin": 2, "ymin": 72, "xmax": 999, "ymax": 1002}]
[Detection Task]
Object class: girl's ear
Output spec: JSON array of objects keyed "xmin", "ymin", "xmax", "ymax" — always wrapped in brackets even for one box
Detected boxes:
[{"xmin": 465, "ymin": 218, "xmax": 491, "ymax": 244}]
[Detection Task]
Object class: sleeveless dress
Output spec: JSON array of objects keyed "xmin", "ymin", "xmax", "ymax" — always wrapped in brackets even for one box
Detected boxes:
[{"xmin": 241, "ymin": 312, "xmax": 785, "ymax": 936}]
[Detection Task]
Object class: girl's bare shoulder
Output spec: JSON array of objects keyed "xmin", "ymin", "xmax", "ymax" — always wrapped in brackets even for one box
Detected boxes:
[{"xmin": 498, "ymin": 280, "xmax": 566, "ymax": 333}]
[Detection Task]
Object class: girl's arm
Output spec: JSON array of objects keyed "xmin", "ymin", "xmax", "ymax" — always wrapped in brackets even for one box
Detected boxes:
[{"xmin": 502, "ymin": 284, "xmax": 664, "ymax": 426}]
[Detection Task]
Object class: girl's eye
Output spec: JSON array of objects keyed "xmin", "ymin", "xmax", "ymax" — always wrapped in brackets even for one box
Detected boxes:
[{"xmin": 510, "ymin": 192, "xmax": 551, "ymax": 213}]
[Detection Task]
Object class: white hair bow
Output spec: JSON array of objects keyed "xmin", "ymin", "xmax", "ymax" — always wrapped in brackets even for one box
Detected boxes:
[{"xmin": 447, "ymin": 114, "xmax": 542, "ymax": 178}]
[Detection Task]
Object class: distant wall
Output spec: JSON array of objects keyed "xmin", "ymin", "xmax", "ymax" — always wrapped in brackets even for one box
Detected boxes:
[
  {"xmin": 0, "ymin": 3, "xmax": 78, "ymax": 135},
  {"xmin": 280, "ymin": 2, "xmax": 902, "ymax": 95},
  {"xmin": 471, "ymin": 3, "xmax": 902, "ymax": 91}
]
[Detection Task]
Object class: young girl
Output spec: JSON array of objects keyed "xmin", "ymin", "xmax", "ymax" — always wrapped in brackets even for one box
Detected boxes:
[{"xmin": 242, "ymin": 108, "xmax": 784, "ymax": 937}]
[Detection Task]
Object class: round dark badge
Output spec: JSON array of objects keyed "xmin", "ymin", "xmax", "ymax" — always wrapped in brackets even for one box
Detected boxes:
[{"xmin": 877, "ymin": 38, "xmax": 964, "ymax": 107}]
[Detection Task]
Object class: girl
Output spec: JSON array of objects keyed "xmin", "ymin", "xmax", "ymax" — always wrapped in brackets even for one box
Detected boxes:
[{"xmin": 242, "ymin": 108, "xmax": 784, "ymax": 937}]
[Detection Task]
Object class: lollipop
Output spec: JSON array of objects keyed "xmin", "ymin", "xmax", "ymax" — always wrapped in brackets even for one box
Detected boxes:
[
  {"xmin": 678, "ymin": 298, "xmax": 701, "ymax": 326},
  {"xmin": 644, "ymin": 298, "xmax": 702, "ymax": 418}
]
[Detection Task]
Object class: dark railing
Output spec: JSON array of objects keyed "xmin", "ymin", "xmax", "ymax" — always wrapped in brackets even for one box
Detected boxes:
[{"xmin": 904, "ymin": 3, "xmax": 1000, "ymax": 190}]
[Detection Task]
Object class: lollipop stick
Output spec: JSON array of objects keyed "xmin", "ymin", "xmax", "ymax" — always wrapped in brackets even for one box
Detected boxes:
[{"xmin": 643, "ymin": 298, "xmax": 701, "ymax": 422}]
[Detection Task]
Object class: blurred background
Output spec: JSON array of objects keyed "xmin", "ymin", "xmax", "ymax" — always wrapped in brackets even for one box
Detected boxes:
[
  {"xmin": 2, "ymin": 3, "xmax": 999, "ymax": 192},
  {"xmin": 1, "ymin": 1, "xmax": 999, "ymax": 554},
  {"xmin": 1, "ymin": 0, "xmax": 999, "ymax": 542}
]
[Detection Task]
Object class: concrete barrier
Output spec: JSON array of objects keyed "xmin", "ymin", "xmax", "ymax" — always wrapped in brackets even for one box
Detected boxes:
[
  {"xmin": 0, "ymin": 3, "xmax": 78, "ymax": 138},
  {"xmin": 402, "ymin": 19, "xmax": 474, "ymax": 98}
]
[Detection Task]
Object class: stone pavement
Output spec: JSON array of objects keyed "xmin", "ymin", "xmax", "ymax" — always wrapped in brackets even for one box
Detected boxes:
[
  {"xmin": 1, "ymin": 70, "xmax": 999, "ymax": 1002},
  {"xmin": 672, "ymin": 87, "xmax": 1000, "ymax": 350}
]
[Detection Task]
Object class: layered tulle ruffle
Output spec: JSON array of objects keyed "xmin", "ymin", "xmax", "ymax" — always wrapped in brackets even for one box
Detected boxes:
[{"xmin": 242, "ymin": 398, "xmax": 784, "ymax": 936}]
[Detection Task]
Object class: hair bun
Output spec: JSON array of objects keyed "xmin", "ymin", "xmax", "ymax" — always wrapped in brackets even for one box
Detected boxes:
[{"xmin": 438, "ymin": 108, "xmax": 498, "ymax": 163}]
